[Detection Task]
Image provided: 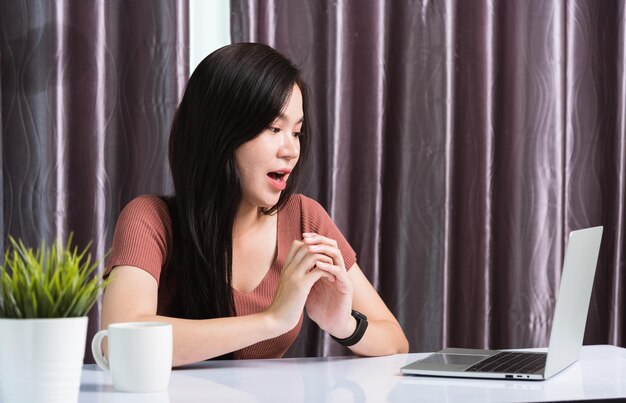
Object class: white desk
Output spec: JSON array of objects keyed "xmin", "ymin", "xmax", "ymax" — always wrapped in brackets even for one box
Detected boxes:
[{"xmin": 78, "ymin": 345, "xmax": 626, "ymax": 402}]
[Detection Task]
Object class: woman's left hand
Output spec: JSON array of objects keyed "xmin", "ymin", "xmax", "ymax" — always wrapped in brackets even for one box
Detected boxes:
[{"xmin": 302, "ymin": 232, "xmax": 356, "ymax": 339}]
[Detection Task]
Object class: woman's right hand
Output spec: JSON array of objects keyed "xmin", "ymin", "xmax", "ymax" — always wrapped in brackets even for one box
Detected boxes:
[{"xmin": 265, "ymin": 240, "xmax": 333, "ymax": 334}]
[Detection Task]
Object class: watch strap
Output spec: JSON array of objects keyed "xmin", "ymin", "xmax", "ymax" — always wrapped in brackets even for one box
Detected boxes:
[{"xmin": 331, "ymin": 310, "xmax": 368, "ymax": 347}]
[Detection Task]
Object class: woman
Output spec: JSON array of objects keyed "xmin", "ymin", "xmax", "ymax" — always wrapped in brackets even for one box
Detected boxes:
[{"xmin": 101, "ymin": 43, "xmax": 408, "ymax": 366}]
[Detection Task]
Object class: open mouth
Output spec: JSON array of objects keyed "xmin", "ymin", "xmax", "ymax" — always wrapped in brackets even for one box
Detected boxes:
[
  {"xmin": 267, "ymin": 170, "xmax": 290, "ymax": 191},
  {"xmin": 267, "ymin": 171, "xmax": 288, "ymax": 181}
]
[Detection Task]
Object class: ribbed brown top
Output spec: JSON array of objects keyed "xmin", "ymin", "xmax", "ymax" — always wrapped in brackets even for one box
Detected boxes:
[{"xmin": 105, "ymin": 194, "xmax": 356, "ymax": 359}]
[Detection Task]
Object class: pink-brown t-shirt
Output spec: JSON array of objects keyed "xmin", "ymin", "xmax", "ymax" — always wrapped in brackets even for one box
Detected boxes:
[{"xmin": 104, "ymin": 194, "xmax": 357, "ymax": 359}]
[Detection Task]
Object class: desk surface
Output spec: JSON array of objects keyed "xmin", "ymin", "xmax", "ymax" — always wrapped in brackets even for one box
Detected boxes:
[{"xmin": 78, "ymin": 345, "xmax": 626, "ymax": 403}]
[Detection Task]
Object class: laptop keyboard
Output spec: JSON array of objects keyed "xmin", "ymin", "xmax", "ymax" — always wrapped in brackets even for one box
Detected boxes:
[{"xmin": 465, "ymin": 352, "xmax": 547, "ymax": 374}]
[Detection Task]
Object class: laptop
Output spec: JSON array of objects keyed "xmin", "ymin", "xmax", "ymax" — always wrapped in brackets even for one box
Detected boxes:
[{"xmin": 401, "ymin": 226, "xmax": 603, "ymax": 381}]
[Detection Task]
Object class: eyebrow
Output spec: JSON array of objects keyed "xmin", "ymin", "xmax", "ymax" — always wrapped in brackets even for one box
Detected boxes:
[{"xmin": 276, "ymin": 113, "xmax": 304, "ymax": 124}]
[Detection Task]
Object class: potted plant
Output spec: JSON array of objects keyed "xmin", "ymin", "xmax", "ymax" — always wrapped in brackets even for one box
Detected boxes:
[{"xmin": 0, "ymin": 235, "xmax": 108, "ymax": 403}]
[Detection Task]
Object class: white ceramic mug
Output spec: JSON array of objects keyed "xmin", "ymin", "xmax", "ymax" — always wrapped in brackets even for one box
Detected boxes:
[{"xmin": 91, "ymin": 322, "xmax": 173, "ymax": 393}]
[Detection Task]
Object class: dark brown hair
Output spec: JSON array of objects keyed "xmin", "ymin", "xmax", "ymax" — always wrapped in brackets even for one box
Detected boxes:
[{"xmin": 163, "ymin": 43, "xmax": 310, "ymax": 358}]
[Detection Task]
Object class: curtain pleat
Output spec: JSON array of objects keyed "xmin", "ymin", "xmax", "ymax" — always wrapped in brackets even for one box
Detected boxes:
[
  {"xmin": 566, "ymin": 0, "xmax": 626, "ymax": 346},
  {"xmin": 232, "ymin": 0, "xmax": 626, "ymax": 356},
  {"xmin": 2, "ymin": 0, "xmax": 624, "ymax": 364},
  {"xmin": 0, "ymin": 0, "xmax": 188, "ymax": 362}
]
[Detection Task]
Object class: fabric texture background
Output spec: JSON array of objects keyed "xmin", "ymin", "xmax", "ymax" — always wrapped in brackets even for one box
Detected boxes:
[
  {"xmin": 0, "ymin": 0, "xmax": 187, "ymax": 362},
  {"xmin": 1, "ymin": 0, "xmax": 625, "ymax": 363},
  {"xmin": 231, "ymin": 0, "xmax": 626, "ymax": 357}
]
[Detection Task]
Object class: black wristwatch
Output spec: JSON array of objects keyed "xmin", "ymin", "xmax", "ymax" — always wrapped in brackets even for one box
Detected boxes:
[{"xmin": 331, "ymin": 310, "xmax": 368, "ymax": 347}]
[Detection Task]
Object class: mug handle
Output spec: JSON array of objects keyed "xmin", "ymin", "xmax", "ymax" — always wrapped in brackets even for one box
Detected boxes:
[{"xmin": 91, "ymin": 329, "xmax": 110, "ymax": 373}]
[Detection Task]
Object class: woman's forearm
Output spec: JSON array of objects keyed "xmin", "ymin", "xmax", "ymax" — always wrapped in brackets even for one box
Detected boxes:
[
  {"xmin": 347, "ymin": 319, "xmax": 409, "ymax": 356},
  {"xmin": 134, "ymin": 312, "xmax": 280, "ymax": 366},
  {"xmin": 101, "ymin": 267, "xmax": 288, "ymax": 366}
]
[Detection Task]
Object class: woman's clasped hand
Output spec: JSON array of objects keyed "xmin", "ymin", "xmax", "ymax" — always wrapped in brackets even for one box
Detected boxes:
[{"xmin": 268, "ymin": 232, "xmax": 354, "ymax": 338}]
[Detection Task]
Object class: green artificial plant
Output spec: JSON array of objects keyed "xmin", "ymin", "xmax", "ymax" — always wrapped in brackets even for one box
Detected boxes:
[{"xmin": 0, "ymin": 234, "xmax": 108, "ymax": 318}]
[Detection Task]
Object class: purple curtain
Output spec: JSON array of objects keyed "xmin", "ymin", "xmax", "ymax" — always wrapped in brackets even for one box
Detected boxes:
[
  {"xmin": 0, "ymin": 0, "xmax": 188, "ymax": 362},
  {"xmin": 231, "ymin": 0, "xmax": 626, "ymax": 356}
]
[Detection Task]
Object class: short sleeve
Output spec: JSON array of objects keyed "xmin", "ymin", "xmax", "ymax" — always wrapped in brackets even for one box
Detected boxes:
[
  {"xmin": 299, "ymin": 195, "xmax": 357, "ymax": 270},
  {"xmin": 104, "ymin": 195, "xmax": 172, "ymax": 284}
]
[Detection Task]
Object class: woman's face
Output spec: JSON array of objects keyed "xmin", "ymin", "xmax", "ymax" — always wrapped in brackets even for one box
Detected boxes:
[{"xmin": 234, "ymin": 84, "xmax": 304, "ymax": 209}]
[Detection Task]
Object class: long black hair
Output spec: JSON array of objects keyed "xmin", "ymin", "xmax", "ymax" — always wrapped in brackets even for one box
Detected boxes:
[{"xmin": 163, "ymin": 43, "xmax": 310, "ymax": 336}]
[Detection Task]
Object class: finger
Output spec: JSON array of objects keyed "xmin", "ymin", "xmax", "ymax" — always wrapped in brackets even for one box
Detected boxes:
[
  {"xmin": 302, "ymin": 233, "xmax": 339, "ymax": 249},
  {"xmin": 303, "ymin": 267, "xmax": 328, "ymax": 288},
  {"xmin": 302, "ymin": 235, "xmax": 343, "ymax": 265},
  {"xmin": 313, "ymin": 262, "xmax": 351, "ymax": 292},
  {"xmin": 313, "ymin": 254, "xmax": 333, "ymax": 267},
  {"xmin": 306, "ymin": 244, "xmax": 345, "ymax": 267},
  {"xmin": 299, "ymin": 252, "xmax": 333, "ymax": 274},
  {"xmin": 311, "ymin": 267, "xmax": 335, "ymax": 282},
  {"xmin": 315, "ymin": 261, "xmax": 347, "ymax": 279},
  {"xmin": 285, "ymin": 242, "xmax": 315, "ymax": 274},
  {"xmin": 284, "ymin": 251, "xmax": 328, "ymax": 280},
  {"xmin": 285, "ymin": 240, "xmax": 304, "ymax": 264}
]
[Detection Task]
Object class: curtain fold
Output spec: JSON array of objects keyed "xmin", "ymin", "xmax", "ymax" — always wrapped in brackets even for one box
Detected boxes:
[
  {"xmin": 2, "ymin": 0, "xmax": 623, "ymax": 363},
  {"xmin": 0, "ymin": 0, "xmax": 188, "ymax": 362},
  {"xmin": 232, "ymin": 0, "xmax": 626, "ymax": 356}
]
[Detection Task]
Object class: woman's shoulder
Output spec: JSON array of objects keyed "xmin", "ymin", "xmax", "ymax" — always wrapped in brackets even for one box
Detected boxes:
[
  {"xmin": 122, "ymin": 194, "xmax": 168, "ymax": 210},
  {"xmin": 106, "ymin": 195, "xmax": 172, "ymax": 281},
  {"xmin": 295, "ymin": 193, "xmax": 328, "ymax": 215},
  {"xmin": 121, "ymin": 194, "xmax": 169, "ymax": 215},
  {"xmin": 284, "ymin": 193, "xmax": 324, "ymax": 211},
  {"xmin": 118, "ymin": 194, "xmax": 172, "ymax": 233},
  {"xmin": 283, "ymin": 193, "xmax": 332, "ymax": 228}
]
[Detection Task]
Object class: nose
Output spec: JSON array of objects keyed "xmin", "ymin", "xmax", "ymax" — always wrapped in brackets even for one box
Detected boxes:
[{"xmin": 277, "ymin": 132, "xmax": 300, "ymax": 160}]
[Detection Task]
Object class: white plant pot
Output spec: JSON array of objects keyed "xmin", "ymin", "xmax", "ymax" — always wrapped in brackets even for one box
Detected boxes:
[{"xmin": 0, "ymin": 316, "xmax": 88, "ymax": 403}]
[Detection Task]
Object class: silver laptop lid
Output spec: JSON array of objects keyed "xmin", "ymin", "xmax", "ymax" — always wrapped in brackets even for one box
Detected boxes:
[
  {"xmin": 400, "ymin": 226, "xmax": 603, "ymax": 380},
  {"xmin": 544, "ymin": 226, "xmax": 603, "ymax": 378}
]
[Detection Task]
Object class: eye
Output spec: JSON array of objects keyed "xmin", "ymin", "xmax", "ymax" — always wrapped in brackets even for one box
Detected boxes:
[
  {"xmin": 269, "ymin": 127, "xmax": 281, "ymax": 134},
  {"xmin": 293, "ymin": 131, "xmax": 304, "ymax": 137}
]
